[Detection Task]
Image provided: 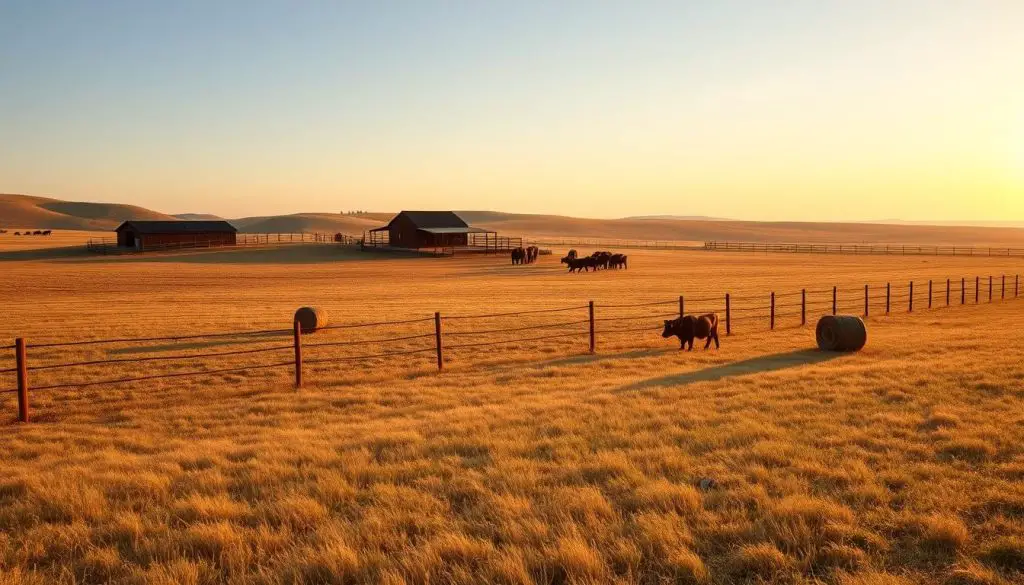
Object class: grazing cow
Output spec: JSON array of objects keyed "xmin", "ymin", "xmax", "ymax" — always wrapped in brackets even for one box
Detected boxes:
[
  {"xmin": 511, "ymin": 247, "xmax": 525, "ymax": 265},
  {"xmin": 565, "ymin": 256, "xmax": 594, "ymax": 273},
  {"xmin": 607, "ymin": 253, "xmax": 627, "ymax": 269},
  {"xmin": 333, "ymin": 232, "xmax": 344, "ymax": 242},
  {"xmin": 566, "ymin": 249, "xmax": 578, "ymax": 261},
  {"xmin": 591, "ymin": 251, "xmax": 613, "ymax": 270},
  {"xmin": 662, "ymin": 314, "xmax": 720, "ymax": 351},
  {"xmin": 32, "ymin": 230, "xmax": 42, "ymax": 235},
  {"xmin": 42, "ymin": 230, "xmax": 52, "ymax": 236},
  {"xmin": 14, "ymin": 232, "xmax": 21, "ymax": 236}
]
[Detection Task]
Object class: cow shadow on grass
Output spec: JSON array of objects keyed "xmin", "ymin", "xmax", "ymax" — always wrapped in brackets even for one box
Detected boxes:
[{"xmin": 621, "ymin": 348, "xmax": 845, "ymax": 391}]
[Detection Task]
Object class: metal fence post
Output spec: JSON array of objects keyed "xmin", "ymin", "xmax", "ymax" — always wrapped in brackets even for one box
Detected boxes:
[
  {"xmin": 928, "ymin": 280, "xmax": 933, "ymax": 309},
  {"xmin": 946, "ymin": 278, "xmax": 950, "ymax": 306},
  {"xmin": 434, "ymin": 312, "xmax": 444, "ymax": 370},
  {"xmin": 679, "ymin": 295, "xmax": 685, "ymax": 320},
  {"xmin": 15, "ymin": 339, "xmax": 29, "ymax": 423},
  {"xmin": 725, "ymin": 294, "xmax": 731, "ymax": 335},
  {"xmin": 864, "ymin": 284, "xmax": 869, "ymax": 317},
  {"xmin": 292, "ymin": 321, "xmax": 303, "ymax": 389},
  {"xmin": 1001, "ymin": 275, "xmax": 1005, "ymax": 300},
  {"xmin": 886, "ymin": 283, "xmax": 891, "ymax": 314},
  {"xmin": 909, "ymin": 281, "xmax": 914, "ymax": 312},
  {"xmin": 770, "ymin": 292, "xmax": 775, "ymax": 330},
  {"xmin": 588, "ymin": 301, "xmax": 596, "ymax": 354},
  {"xmin": 832, "ymin": 286, "xmax": 837, "ymax": 316},
  {"xmin": 801, "ymin": 289, "xmax": 806, "ymax": 326}
]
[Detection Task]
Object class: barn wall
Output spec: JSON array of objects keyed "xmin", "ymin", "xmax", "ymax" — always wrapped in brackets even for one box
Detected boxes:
[
  {"xmin": 387, "ymin": 215, "xmax": 420, "ymax": 248},
  {"xmin": 138, "ymin": 233, "xmax": 237, "ymax": 250}
]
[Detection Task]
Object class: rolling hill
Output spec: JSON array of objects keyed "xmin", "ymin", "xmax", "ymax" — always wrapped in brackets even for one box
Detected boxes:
[
  {"xmin": 0, "ymin": 194, "xmax": 175, "ymax": 230},
  {"xmin": 4, "ymin": 193, "xmax": 1024, "ymax": 246}
]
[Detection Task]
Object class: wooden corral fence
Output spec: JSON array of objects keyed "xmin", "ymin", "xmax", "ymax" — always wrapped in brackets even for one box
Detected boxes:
[
  {"xmin": 86, "ymin": 232, "xmax": 360, "ymax": 254},
  {"xmin": 3, "ymin": 273, "xmax": 1021, "ymax": 423},
  {"xmin": 705, "ymin": 241, "xmax": 1024, "ymax": 257},
  {"xmin": 527, "ymin": 237, "xmax": 700, "ymax": 250}
]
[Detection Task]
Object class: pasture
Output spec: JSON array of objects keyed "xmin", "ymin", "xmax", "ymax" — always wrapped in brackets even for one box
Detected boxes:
[{"xmin": 0, "ymin": 243, "xmax": 1022, "ymax": 585}]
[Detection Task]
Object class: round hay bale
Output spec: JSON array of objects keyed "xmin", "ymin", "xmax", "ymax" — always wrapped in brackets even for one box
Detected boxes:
[
  {"xmin": 294, "ymin": 307, "xmax": 327, "ymax": 334},
  {"xmin": 815, "ymin": 315, "xmax": 866, "ymax": 352}
]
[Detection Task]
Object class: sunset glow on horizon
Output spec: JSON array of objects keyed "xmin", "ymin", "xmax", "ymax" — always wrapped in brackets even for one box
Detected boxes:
[{"xmin": 1, "ymin": 1, "xmax": 1022, "ymax": 222}]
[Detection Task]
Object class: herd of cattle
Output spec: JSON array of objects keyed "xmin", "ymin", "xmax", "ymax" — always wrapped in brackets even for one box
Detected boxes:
[
  {"xmin": 559, "ymin": 249, "xmax": 628, "ymax": 272},
  {"xmin": 2, "ymin": 230, "xmax": 52, "ymax": 236}
]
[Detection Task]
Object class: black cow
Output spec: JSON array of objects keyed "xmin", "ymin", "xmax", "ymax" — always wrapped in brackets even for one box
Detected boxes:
[
  {"xmin": 662, "ymin": 314, "xmax": 720, "ymax": 351},
  {"xmin": 511, "ymin": 247, "xmax": 526, "ymax": 265}
]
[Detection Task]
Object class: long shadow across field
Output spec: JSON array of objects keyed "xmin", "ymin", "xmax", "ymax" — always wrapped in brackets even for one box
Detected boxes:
[{"xmin": 621, "ymin": 348, "xmax": 846, "ymax": 391}]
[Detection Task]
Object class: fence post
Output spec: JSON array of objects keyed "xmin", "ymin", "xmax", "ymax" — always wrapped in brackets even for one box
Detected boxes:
[
  {"xmin": 864, "ymin": 284, "xmax": 869, "ymax": 317},
  {"xmin": 976, "ymin": 277, "xmax": 980, "ymax": 304},
  {"xmin": 725, "ymin": 294, "xmax": 731, "ymax": 335},
  {"xmin": 292, "ymin": 321, "xmax": 303, "ymax": 389},
  {"xmin": 989, "ymin": 276, "xmax": 993, "ymax": 302},
  {"xmin": 1002, "ymin": 275, "xmax": 1005, "ymax": 300},
  {"xmin": 928, "ymin": 280, "xmax": 932, "ymax": 309},
  {"xmin": 801, "ymin": 289, "xmax": 806, "ymax": 325},
  {"xmin": 946, "ymin": 278, "xmax": 950, "ymax": 306},
  {"xmin": 15, "ymin": 338, "xmax": 29, "ymax": 423},
  {"xmin": 832, "ymin": 286, "xmax": 837, "ymax": 316},
  {"xmin": 679, "ymin": 295, "xmax": 685, "ymax": 319},
  {"xmin": 886, "ymin": 283, "xmax": 891, "ymax": 314},
  {"xmin": 962, "ymin": 278, "xmax": 966, "ymax": 305},
  {"xmin": 588, "ymin": 301, "xmax": 596, "ymax": 354},
  {"xmin": 434, "ymin": 312, "xmax": 444, "ymax": 370},
  {"xmin": 909, "ymin": 282, "xmax": 914, "ymax": 312},
  {"xmin": 770, "ymin": 292, "xmax": 775, "ymax": 330},
  {"xmin": 1017, "ymin": 275, "xmax": 1020, "ymax": 298}
]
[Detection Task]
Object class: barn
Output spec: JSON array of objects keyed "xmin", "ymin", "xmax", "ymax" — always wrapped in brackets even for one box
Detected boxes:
[
  {"xmin": 367, "ymin": 211, "xmax": 495, "ymax": 249},
  {"xmin": 115, "ymin": 220, "xmax": 237, "ymax": 250}
]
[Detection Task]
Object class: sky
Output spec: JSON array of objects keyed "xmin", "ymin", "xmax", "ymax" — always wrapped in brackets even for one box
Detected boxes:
[{"xmin": 1, "ymin": 1, "xmax": 1022, "ymax": 221}]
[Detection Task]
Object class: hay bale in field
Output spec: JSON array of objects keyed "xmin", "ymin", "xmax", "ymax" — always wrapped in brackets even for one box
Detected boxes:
[
  {"xmin": 294, "ymin": 307, "xmax": 327, "ymax": 334},
  {"xmin": 816, "ymin": 315, "xmax": 866, "ymax": 352}
]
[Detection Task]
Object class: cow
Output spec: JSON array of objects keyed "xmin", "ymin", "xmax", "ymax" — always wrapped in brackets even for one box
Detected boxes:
[
  {"xmin": 14, "ymin": 232, "xmax": 21, "ymax": 236},
  {"xmin": 565, "ymin": 256, "xmax": 596, "ymax": 273},
  {"xmin": 42, "ymin": 230, "xmax": 52, "ymax": 236},
  {"xmin": 511, "ymin": 247, "xmax": 525, "ymax": 265},
  {"xmin": 662, "ymin": 314, "xmax": 720, "ymax": 351},
  {"xmin": 590, "ymin": 251, "xmax": 612, "ymax": 270},
  {"xmin": 525, "ymin": 245, "xmax": 539, "ymax": 264},
  {"xmin": 609, "ymin": 253, "xmax": 628, "ymax": 269}
]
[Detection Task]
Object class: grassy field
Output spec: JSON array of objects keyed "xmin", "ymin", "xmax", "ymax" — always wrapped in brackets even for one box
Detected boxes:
[{"xmin": 0, "ymin": 244, "xmax": 1022, "ymax": 584}]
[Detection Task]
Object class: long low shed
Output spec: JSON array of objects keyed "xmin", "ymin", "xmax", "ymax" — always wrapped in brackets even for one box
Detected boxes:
[{"xmin": 115, "ymin": 220, "xmax": 238, "ymax": 250}]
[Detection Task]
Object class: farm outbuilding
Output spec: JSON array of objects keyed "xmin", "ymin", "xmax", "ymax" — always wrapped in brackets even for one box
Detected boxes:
[
  {"xmin": 367, "ymin": 211, "xmax": 495, "ymax": 249},
  {"xmin": 115, "ymin": 220, "xmax": 237, "ymax": 250}
]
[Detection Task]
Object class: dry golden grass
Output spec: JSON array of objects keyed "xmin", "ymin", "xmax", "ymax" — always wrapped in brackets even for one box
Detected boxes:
[{"xmin": 0, "ymin": 245, "xmax": 1022, "ymax": 584}]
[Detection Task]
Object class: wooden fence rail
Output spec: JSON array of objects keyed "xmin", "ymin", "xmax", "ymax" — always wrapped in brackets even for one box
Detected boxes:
[
  {"xmin": 704, "ymin": 241, "xmax": 1024, "ymax": 258},
  {"xmin": 3, "ymin": 273, "xmax": 1021, "ymax": 423}
]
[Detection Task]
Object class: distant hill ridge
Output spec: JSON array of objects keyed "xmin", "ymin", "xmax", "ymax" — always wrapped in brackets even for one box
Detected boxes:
[{"xmin": 3, "ymin": 193, "xmax": 1024, "ymax": 246}]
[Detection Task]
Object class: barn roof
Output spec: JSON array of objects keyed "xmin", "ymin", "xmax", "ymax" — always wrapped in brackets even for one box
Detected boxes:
[
  {"xmin": 418, "ymin": 226, "xmax": 493, "ymax": 234},
  {"xmin": 115, "ymin": 220, "xmax": 237, "ymax": 234},
  {"xmin": 392, "ymin": 211, "xmax": 469, "ymax": 229}
]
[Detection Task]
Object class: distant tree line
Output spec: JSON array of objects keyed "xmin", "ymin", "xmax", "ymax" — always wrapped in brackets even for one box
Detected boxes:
[{"xmin": 341, "ymin": 210, "xmax": 368, "ymax": 215}]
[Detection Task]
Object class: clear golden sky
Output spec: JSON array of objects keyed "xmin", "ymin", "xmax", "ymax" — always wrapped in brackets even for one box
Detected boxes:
[{"xmin": 1, "ymin": 1, "xmax": 1022, "ymax": 221}]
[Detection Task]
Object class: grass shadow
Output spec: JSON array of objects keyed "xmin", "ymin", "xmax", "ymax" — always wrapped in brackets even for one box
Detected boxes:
[
  {"xmin": 621, "ymin": 348, "xmax": 846, "ymax": 391},
  {"xmin": 106, "ymin": 331, "xmax": 291, "ymax": 354},
  {"xmin": 0, "ymin": 246, "xmax": 92, "ymax": 261}
]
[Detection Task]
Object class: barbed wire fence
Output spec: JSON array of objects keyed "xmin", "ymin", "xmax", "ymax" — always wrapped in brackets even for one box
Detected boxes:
[{"xmin": 1, "ymin": 273, "xmax": 1020, "ymax": 423}]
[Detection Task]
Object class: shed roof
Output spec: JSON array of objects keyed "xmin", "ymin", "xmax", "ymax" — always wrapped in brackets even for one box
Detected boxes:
[
  {"xmin": 115, "ymin": 220, "xmax": 237, "ymax": 234},
  {"xmin": 392, "ymin": 211, "xmax": 469, "ymax": 229},
  {"xmin": 418, "ymin": 227, "xmax": 493, "ymax": 234}
]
